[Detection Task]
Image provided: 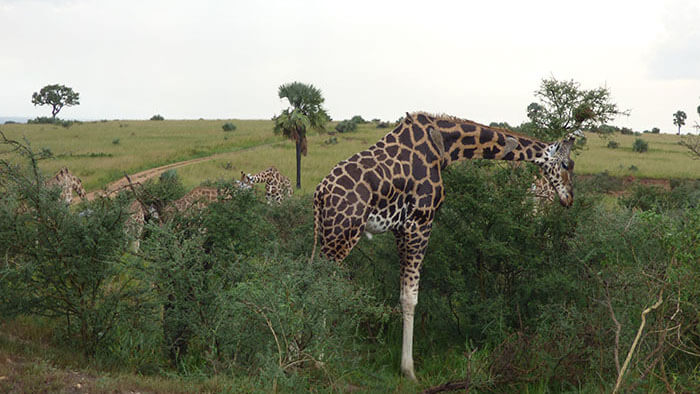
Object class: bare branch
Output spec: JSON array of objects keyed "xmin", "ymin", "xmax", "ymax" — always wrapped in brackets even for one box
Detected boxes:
[{"xmin": 613, "ymin": 291, "xmax": 664, "ymax": 394}]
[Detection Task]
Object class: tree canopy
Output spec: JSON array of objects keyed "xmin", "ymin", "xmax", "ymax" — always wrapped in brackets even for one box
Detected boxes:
[
  {"xmin": 521, "ymin": 77, "xmax": 627, "ymax": 141},
  {"xmin": 273, "ymin": 82, "xmax": 329, "ymax": 189},
  {"xmin": 673, "ymin": 110, "xmax": 687, "ymax": 135},
  {"xmin": 31, "ymin": 84, "xmax": 80, "ymax": 119}
]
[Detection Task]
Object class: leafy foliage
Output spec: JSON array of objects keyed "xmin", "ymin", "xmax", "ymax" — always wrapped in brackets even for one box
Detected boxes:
[
  {"xmin": 350, "ymin": 115, "xmax": 367, "ymax": 124},
  {"xmin": 632, "ymin": 138, "xmax": 649, "ymax": 153},
  {"xmin": 2, "ymin": 127, "xmax": 699, "ymax": 391},
  {"xmin": 27, "ymin": 116, "xmax": 76, "ymax": 128},
  {"xmin": 607, "ymin": 140, "xmax": 619, "ymax": 149},
  {"xmin": 335, "ymin": 119, "xmax": 358, "ymax": 133},
  {"xmin": 31, "ymin": 84, "xmax": 80, "ymax": 119},
  {"xmin": 523, "ymin": 77, "xmax": 627, "ymax": 141},
  {"xmin": 673, "ymin": 110, "xmax": 686, "ymax": 135},
  {"xmin": 150, "ymin": 114, "xmax": 164, "ymax": 121},
  {"xmin": 0, "ymin": 150, "xmax": 153, "ymax": 356},
  {"xmin": 222, "ymin": 122, "xmax": 237, "ymax": 132},
  {"xmin": 273, "ymin": 82, "xmax": 329, "ymax": 188},
  {"xmin": 680, "ymin": 134, "xmax": 700, "ymax": 159}
]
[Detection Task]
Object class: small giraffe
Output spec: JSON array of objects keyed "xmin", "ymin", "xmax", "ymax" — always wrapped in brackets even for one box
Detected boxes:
[
  {"xmin": 310, "ymin": 112, "xmax": 580, "ymax": 380},
  {"xmin": 165, "ymin": 186, "xmax": 221, "ymax": 215},
  {"xmin": 241, "ymin": 166, "xmax": 293, "ymax": 204},
  {"xmin": 46, "ymin": 167, "xmax": 87, "ymax": 204},
  {"xmin": 125, "ymin": 200, "xmax": 159, "ymax": 252}
]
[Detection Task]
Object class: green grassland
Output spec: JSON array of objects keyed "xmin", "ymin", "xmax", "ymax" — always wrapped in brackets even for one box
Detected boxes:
[
  {"xmin": 1, "ymin": 120, "xmax": 698, "ymax": 195},
  {"xmin": 576, "ymin": 132, "xmax": 699, "ymax": 178},
  {"xmin": 0, "ymin": 119, "xmax": 280, "ymax": 190}
]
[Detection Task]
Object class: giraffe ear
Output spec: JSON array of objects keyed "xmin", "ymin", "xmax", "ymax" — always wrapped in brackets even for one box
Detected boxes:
[
  {"xmin": 428, "ymin": 127, "xmax": 446, "ymax": 159},
  {"xmin": 503, "ymin": 136, "xmax": 519, "ymax": 155}
]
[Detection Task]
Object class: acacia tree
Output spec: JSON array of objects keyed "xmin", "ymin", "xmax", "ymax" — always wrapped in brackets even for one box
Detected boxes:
[
  {"xmin": 522, "ymin": 77, "xmax": 627, "ymax": 141},
  {"xmin": 273, "ymin": 82, "xmax": 329, "ymax": 189},
  {"xmin": 31, "ymin": 84, "xmax": 80, "ymax": 119},
  {"xmin": 673, "ymin": 110, "xmax": 686, "ymax": 135}
]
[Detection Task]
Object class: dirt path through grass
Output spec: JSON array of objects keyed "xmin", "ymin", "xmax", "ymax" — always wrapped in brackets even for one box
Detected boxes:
[{"xmin": 82, "ymin": 142, "xmax": 276, "ymax": 201}]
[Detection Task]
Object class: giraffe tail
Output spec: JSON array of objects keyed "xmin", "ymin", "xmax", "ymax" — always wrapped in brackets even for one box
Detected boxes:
[{"xmin": 309, "ymin": 184, "xmax": 323, "ymax": 264}]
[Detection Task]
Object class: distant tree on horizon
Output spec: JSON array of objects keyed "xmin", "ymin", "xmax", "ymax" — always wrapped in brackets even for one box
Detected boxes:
[
  {"xmin": 273, "ymin": 82, "xmax": 329, "ymax": 189},
  {"xmin": 31, "ymin": 84, "xmax": 80, "ymax": 119},
  {"xmin": 673, "ymin": 110, "xmax": 687, "ymax": 135}
]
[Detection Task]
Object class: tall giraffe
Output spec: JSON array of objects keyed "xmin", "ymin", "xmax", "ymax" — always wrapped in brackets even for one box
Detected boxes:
[
  {"xmin": 241, "ymin": 166, "xmax": 293, "ymax": 204},
  {"xmin": 46, "ymin": 167, "xmax": 87, "ymax": 204},
  {"xmin": 311, "ymin": 112, "xmax": 580, "ymax": 380}
]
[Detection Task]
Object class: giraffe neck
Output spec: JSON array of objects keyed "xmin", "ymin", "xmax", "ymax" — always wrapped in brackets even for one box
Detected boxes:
[{"xmin": 403, "ymin": 113, "xmax": 552, "ymax": 167}]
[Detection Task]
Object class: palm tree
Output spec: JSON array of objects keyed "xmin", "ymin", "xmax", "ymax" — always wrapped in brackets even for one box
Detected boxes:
[
  {"xmin": 673, "ymin": 110, "xmax": 687, "ymax": 135},
  {"xmin": 274, "ymin": 82, "xmax": 329, "ymax": 189}
]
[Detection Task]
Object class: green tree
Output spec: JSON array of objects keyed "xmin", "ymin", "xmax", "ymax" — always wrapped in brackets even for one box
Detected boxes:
[
  {"xmin": 273, "ymin": 82, "xmax": 329, "ymax": 189},
  {"xmin": 673, "ymin": 110, "xmax": 686, "ymax": 135},
  {"xmin": 31, "ymin": 84, "xmax": 80, "ymax": 119},
  {"xmin": 522, "ymin": 77, "xmax": 627, "ymax": 140}
]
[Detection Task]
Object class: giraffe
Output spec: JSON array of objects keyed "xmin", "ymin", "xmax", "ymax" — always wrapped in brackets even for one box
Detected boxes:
[
  {"xmin": 165, "ymin": 186, "xmax": 221, "ymax": 216},
  {"xmin": 46, "ymin": 167, "xmax": 87, "ymax": 204},
  {"xmin": 310, "ymin": 112, "xmax": 580, "ymax": 380},
  {"xmin": 240, "ymin": 166, "xmax": 293, "ymax": 204},
  {"xmin": 530, "ymin": 170, "xmax": 559, "ymax": 212},
  {"xmin": 125, "ymin": 200, "xmax": 160, "ymax": 252}
]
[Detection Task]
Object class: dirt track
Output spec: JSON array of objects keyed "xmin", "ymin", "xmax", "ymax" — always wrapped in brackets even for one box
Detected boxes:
[{"xmin": 83, "ymin": 156, "xmax": 218, "ymax": 201}]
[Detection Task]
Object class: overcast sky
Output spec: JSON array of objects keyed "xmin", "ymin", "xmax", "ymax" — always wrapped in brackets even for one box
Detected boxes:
[{"xmin": 2, "ymin": 0, "xmax": 700, "ymax": 133}]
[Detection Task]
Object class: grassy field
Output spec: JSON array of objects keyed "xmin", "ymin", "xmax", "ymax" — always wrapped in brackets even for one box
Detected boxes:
[
  {"xmin": 1, "ymin": 120, "xmax": 697, "ymax": 195},
  {"xmin": 0, "ymin": 119, "xmax": 280, "ymax": 190},
  {"xmin": 576, "ymin": 132, "xmax": 699, "ymax": 178}
]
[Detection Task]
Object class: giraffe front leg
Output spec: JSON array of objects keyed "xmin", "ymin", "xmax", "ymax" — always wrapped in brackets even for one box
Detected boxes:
[
  {"xmin": 400, "ymin": 271, "xmax": 419, "ymax": 381},
  {"xmin": 395, "ymin": 221, "xmax": 431, "ymax": 381}
]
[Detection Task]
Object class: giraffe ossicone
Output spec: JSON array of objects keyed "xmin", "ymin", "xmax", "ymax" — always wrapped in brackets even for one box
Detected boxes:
[{"xmin": 310, "ymin": 112, "xmax": 580, "ymax": 380}]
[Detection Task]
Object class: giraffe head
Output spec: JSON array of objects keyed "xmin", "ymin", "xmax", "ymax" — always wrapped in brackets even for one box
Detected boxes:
[
  {"xmin": 535, "ymin": 133, "xmax": 578, "ymax": 207},
  {"xmin": 240, "ymin": 171, "xmax": 253, "ymax": 183}
]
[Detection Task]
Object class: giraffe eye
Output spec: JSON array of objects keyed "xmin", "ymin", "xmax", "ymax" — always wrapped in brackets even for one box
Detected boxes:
[{"xmin": 561, "ymin": 161, "xmax": 569, "ymax": 170}]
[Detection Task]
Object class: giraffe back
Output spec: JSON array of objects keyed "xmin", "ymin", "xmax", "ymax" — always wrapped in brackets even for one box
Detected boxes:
[{"xmin": 166, "ymin": 186, "xmax": 220, "ymax": 215}]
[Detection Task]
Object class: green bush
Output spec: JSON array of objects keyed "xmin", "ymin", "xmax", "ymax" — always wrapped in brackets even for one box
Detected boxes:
[
  {"xmin": 350, "ymin": 115, "xmax": 367, "ymax": 124},
  {"xmin": 577, "ymin": 171, "xmax": 624, "ymax": 194},
  {"xmin": 335, "ymin": 119, "xmax": 358, "ymax": 133},
  {"xmin": 0, "ymin": 162, "xmax": 154, "ymax": 357},
  {"xmin": 222, "ymin": 122, "xmax": 237, "ymax": 132},
  {"xmin": 150, "ymin": 114, "xmax": 164, "ymax": 121},
  {"xmin": 620, "ymin": 182, "xmax": 699, "ymax": 212},
  {"xmin": 136, "ymin": 169, "xmax": 186, "ymax": 212},
  {"xmin": 632, "ymin": 138, "xmax": 649, "ymax": 153},
  {"xmin": 27, "ymin": 116, "xmax": 76, "ymax": 128},
  {"xmin": 606, "ymin": 140, "xmax": 619, "ymax": 149},
  {"xmin": 112, "ymin": 138, "xmax": 120, "ymax": 145}
]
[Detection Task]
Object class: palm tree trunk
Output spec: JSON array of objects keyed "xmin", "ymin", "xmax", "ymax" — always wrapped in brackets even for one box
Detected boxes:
[{"xmin": 295, "ymin": 139, "xmax": 302, "ymax": 189}]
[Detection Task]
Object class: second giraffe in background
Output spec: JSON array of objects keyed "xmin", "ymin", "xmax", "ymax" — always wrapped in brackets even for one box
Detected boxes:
[{"xmin": 241, "ymin": 166, "xmax": 293, "ymax": 204}]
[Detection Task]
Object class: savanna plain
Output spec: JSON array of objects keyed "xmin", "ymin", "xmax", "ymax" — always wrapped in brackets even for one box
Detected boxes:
[{"xmin": 1, "ymin": 119, "xmax": 699, "ymax": 393}]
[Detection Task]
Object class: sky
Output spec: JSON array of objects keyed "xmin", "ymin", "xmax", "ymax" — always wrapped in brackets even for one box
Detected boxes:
[{"xmin": 2, "ymin": 0, "xmax": 700, "ymax": 133}]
